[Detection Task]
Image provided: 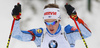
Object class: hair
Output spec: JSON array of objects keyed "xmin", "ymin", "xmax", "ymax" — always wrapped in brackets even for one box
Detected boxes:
[{"xmin": 44, "ymin": 4, "xmax": 59, "ymax": 9}]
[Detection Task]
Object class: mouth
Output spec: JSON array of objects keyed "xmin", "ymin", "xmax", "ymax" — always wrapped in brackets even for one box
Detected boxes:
[{"xmin": 50, "ymin": 29, "xmax": 54, "ymax": 32}]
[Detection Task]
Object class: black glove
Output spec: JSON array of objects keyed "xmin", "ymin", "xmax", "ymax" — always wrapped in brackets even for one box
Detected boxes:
[
  {"xmin": 65, "ymin": 3, "xmax": 78, "ymax": 20},
  {"xmin": 12, "ymin": 3, "xmax": 21, "ymax": 20}
]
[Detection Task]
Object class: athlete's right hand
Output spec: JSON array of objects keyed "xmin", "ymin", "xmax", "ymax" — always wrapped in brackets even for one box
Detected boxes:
[{"xmin": 12, "ymin": 3, "xmax": 21, "ymax": 20}]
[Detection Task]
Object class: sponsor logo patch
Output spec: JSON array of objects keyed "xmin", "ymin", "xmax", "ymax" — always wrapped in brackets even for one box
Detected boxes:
[
  {"xmin": 71, "ymin": 27, "xmax": 77, "ymax": 31},
  {"xmin": 49, "ymin": 40, "xmax": 58, "ymax": 48},
  {"xmin": 44, "ymin": 12, "xmax": 57, "ymax": 15},
  {"xmin": 37, "ymin": 29, "xmax": 42, "ymax": 33}
]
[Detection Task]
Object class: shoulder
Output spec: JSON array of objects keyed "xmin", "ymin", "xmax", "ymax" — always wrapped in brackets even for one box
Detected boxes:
[
  {"xmin": 30, "ymin": 28, "xmax": 44, "ymax": 37},
  {"xmin": 64, "ymin": 25, "xmax": 78, "ymax": 34}
]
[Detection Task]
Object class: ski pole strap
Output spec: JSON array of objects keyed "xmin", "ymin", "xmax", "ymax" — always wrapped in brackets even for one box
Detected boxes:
[
  {"xmin": 73, "ymin": 18, "xmax": 88, "ymax": 48},
  {"xmin": 77, "ymin": 18, "xmax": 91, "ymax": 32},
  {"xmin": 28, "ymin": 30, "xmax": 35, "ymax": 41}
]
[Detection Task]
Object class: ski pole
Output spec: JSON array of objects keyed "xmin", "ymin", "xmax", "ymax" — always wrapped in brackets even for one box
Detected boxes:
[
  {"xmin": 73, "ymin": 18, "xmax": 88, "ymax": 48},
  {"xmin": 6, "ymin": 18, "xmax": 15, "ymax": 48}
]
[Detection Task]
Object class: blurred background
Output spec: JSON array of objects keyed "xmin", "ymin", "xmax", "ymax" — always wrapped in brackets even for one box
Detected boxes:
[{"xmin": 0, "ymin": 0, "xmax": 100, "ymax": 48}]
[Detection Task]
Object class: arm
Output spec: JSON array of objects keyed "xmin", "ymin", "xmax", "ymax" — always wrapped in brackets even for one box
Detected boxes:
[
  {"xmin": 12, "ymin": 20, "xmax": 43, "ymax": 47},
  {"xmin": 21, "ymin": 27, "xmax": 43, "ymax": 47},
  {"xmin": 76, "ymin": 18, "xmax": 91, "ymax": 38},
  {"xmin": 12, "ymin": 20, "xmax": 32, "ymax": 41},
  {"xmin": 11, "ymin": 3, "xmax": 43, "ymax": 47},
  {"xmin": 64, "ymin": 3, "xmax": 92, "ymax": 47},
  {"xmin": 64, "ymin": 3, "xmax": 91, "ymax": 39},
  {"xmin": 64, "ymin": 22, "xmax": 91, "ymax": 48},
  {"xmin": 11, "ymin": 3, "xmax": 33, "ymax": 41}
]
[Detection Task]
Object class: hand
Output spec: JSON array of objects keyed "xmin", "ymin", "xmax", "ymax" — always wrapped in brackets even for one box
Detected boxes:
[
  {"xmin": 65, "ymin": 3, "xmax": 78, "ymax": 20},
  {"xmin": 12, "ymin": 3, "xmax": 21, "ymax": 20}
]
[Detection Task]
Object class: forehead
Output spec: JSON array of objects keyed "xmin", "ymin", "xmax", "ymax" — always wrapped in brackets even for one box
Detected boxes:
[{"xmin": 44, "ymin": 19, "xmax": 57, "ymax": 22}]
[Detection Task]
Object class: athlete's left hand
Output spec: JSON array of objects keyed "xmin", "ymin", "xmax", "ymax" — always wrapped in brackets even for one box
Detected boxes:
[{"xmin": 65, "ymin": 3, "xmax": 78, "ymax": 20}]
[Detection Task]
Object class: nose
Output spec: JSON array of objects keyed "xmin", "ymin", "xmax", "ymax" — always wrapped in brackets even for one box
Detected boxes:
[
  {"xmin": 49, "ymin": 24, "xmax": 53, "ymax": 28},
  {"xmin": 49, "ymin": 24, "xmax": 52, "ymax": 26}
]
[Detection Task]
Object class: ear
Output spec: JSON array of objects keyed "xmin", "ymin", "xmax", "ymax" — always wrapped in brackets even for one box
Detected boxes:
[{"xmin": 58, "ymin": 20, "xmax": 61, "ymax": 23}]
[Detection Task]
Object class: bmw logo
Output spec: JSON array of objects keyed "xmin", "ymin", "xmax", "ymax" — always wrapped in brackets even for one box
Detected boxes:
[{"xmin": 49, "ymin": 40, "xmax": 58, "ymax": 48}]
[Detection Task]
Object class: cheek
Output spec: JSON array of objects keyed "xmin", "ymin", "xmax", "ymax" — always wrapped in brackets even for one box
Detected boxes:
[
  {"xmin": 46, "ymin": 25, "xmax": 48, "ymax": 28},
  {"xmin": 46, "ymin": 25, "xmax": 49, "ymax": 28},
  {"xmin": 53, "ymin": 23, "xmax": 59, "ymax": 29}
]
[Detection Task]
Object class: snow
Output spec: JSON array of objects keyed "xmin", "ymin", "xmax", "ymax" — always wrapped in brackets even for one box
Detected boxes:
[{"xmin": 0, "ymin": 0, "xmax": 100, "ymax": 48}]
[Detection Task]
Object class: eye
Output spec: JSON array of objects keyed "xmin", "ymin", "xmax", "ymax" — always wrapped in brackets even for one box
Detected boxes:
[{"xmin": 45, "ymin": 22, "xmax": 47, "ymax": 24}]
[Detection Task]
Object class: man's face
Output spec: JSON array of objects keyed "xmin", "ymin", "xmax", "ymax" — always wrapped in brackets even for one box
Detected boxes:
[{"xmin": 44, "ymin": 19, "xmax": 60, "ymax": 34}]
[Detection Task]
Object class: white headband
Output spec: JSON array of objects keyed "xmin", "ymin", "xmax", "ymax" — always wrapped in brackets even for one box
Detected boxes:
[{"xmin": 43, "ymin": 8, "xmax": 61, "ymax": 20}]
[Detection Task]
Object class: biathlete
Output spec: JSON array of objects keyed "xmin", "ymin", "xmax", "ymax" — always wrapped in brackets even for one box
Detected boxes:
[{"xmin": 11, "ymin": 3, "xmax": 91, "ymax": 48}]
